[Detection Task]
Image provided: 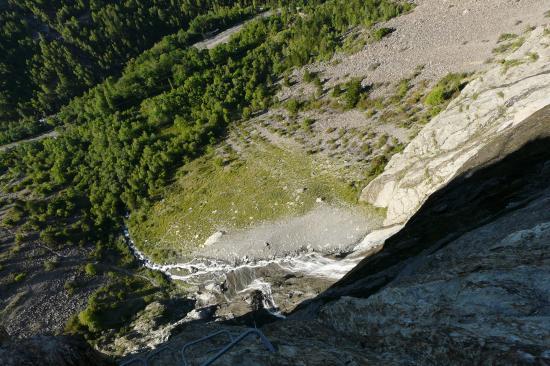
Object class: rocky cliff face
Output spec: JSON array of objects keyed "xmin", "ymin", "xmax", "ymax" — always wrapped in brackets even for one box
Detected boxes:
[
  {"xmin": 5, "ymin": 26, "xmax": 550, "ymax": 366},
  {"xmin": 0, "ymin": 330, "xmax": 112, "ymax": 366},
  {"xmin": 111, "ymin": 28, "xmax": 550, "ymax": 365},
  {"xmin": 315, "ymin": 134, "xmax": 550, "ymax": 364},
  {"xmin": 361, "ymin": 27, "xmax": 550, "ymax": 226},
  {"xmin": 117, "ymin": 131, "xmax": 550, "ymax": 365}
]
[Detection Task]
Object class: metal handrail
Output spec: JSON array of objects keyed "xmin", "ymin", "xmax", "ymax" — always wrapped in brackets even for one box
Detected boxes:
[
  {"xmin": 201, "ymin": 329, "xmax": 276, "ymax": 366},
  {"xmin": 146, "ymin": 344, "xmax": 178, "ymax": 363},
  {"xmin": 181, "ymin": 330, "xmax": 234, "ymax": 366},
  {"xmin": 120, "ymin": 328, "xmax": 276, "ymax": 366},
  {"xmin": 119, "ymin": 357, "xmax": 147, "ymax": 366},
  {"xmin": 120, "ymin": 344, "xmax": 177, "ymax": 366}
]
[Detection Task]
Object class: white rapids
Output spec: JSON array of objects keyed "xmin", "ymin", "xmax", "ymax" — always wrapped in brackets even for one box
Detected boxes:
[
  {"xmin": 125, "ymin": 229, "xmax": 365, "ymax": 282},
  {"xmin": 124, "ymin": 226, "xmax": 394, "ymax": 315}
]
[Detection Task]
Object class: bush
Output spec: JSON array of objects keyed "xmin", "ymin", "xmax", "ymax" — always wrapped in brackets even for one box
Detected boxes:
[
  {"xmin": 3, "ymin": 208, "xmax": 24, "ymax": 227},
  {"xmin": 301, "ymin": 118, "xmax": 315, "ymax": 132},
  {"xmin": 283, "ymin": 75, "xmax": 292, "ymax": 87},
  {"xmin": 332, "ymin": 84, "xmax": 343, "ymax": 97},
  {"xmin": 242, "ymin": 107, "xmax": 252, "ymax": 120},
  {"xmin": 367, "ymin": 155, "xmax": 388, "ymax": 179},
  {"xmin": 497, "ymin": 33, "xmax": 518, "ymax": 43},
  {"xmin": 373, "ymin": 27, "xmax": 394, "ymax": 41},
  {"xmin": 14, "ymin": 231, "xmax": 26, "ymax": 245},
  {"xmin": 285, "ymin": 99, "xmax": 301, "ymax": 116},
  {"xmin": 64, "ymin": 279, "xmax": 78, "ymax": 296},
  {"xmin": 303, "ymin": 70, "xmax": 316, "ymax": 83},
  {"xmin": 343, "ymin": 79, "xmax": 363, "ymax": 109},
  {"xmin": 361, "ymin": 144, "xmax": 372, "ymax": 155},
  {"xmin": 14, "ymin": 272, "xmax": 27, "ymax": 282},
  {"xmin": 396, "ymin": 79, "xmax": 410, "ymax": 100},
  {"xmin": 492, "ymin": 37, "xmax": 524, "ymax": 54},
  {"xmin": 376, "ymin": 134, "xmax": 388, "ymax": 148},
  {"xmin": 84, "ymin": 263, "xmax": 98, "ymax": 276},
  {"xmin": 44, "ymin": 257, "xmax": 60, "ymax": 271},
  {"xmin": 424, "ymin": 73, "xmax": 466, "ymax": 107}
]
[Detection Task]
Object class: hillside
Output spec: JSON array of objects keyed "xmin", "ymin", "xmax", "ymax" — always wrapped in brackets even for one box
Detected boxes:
[
  {"xmin": 116, "ymin": 26, "xmax": 550, "ymax": 365},
  {"xmin": 0, "ymin": 0, "xmax": 415, "ymax": 347},
  {"xmin": 1, "ymin": 0, "xmax": 549, "ymax": 365}
]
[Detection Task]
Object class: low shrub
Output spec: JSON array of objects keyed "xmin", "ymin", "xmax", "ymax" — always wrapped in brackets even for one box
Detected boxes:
[
  {"xmin": 44, "ymin": 257, "xmax": 60, "ymax": 271},
  {"xmin": 14, "ymin": 272, "xmax": 27, "ymax": 282},
  {"xmin": 84, "ymin": 263, "xmax": 98, "ymax": 276},
  {"xmin": 373, "ymin": 27, "xmax": 394, "ymax": 41},
  {"xmin": 424, "ymin": 73, "xmax": 467, "ymax": 107},
  {"xmin": 285, "ymin": 98, "xmax": 302, "ymax": 116}
]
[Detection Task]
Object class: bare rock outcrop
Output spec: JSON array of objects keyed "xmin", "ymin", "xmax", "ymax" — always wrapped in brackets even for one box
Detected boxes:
[
  {"xmin": 0, "ymin": 335, "xmax": 112, "ymax": 366},
  {"xmin": 112, "ymin": 27, "xmax": 550, "ymax": 363},
  {"xmin": 314, "ymin": 125, "xmax": 550, "ymax": 364},
  {"xmin": 118, "ymin": 127, "xmax": 550, "ymax": 364},
  {"xmin": 361, "ymin": 27, "xmax": 550, "ymax": 226}
]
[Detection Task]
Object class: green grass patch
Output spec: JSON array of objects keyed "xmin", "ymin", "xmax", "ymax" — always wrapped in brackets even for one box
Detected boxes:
[
  {"xmin": 500, "ymin": 58, "xmax": 525, "ymax": 74},
  {"xmin": 424, "ymin": 73, "xmax": 468, "ymax": 116},
  {"xmin": 492, "ymin": 37, "xmax": 525, "ymax": 54},
  {"xmin": 372, "ymin": 27, "xmax": 394, "ymax": 41},
  {"xmin": 497, "ymin": 33, "xmax": 518, "ymax": 43},
  {"xmin": 129, "ymin": 142, "xmax": 363, "ymax": 262}
]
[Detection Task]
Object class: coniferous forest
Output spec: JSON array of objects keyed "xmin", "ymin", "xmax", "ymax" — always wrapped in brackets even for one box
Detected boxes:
[{"xmin": 0, "ymin": 0, "xmax": 412, "ymax": 339}]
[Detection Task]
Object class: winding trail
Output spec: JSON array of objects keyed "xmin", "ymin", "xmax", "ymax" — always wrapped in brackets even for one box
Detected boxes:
[
  {"xmin": 0, "ymin": 130, "xmax": 58, "ymax": 152},
  {"xmin": 1, "ymin": 11, "xmax": 272, "ymax": 153},
  {"xmin": 192, "ymin": 10, "xmax": 273, "ymax": 50}
]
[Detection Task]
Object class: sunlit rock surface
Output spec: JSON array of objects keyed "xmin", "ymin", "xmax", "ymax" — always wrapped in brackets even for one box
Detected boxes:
[
  {"xmin": 118, "ymin": 110, "xmax": 550, "ymax": 365},
  {"xmin": 361, "ymin": 27, "xmax": 550, "ymax": 226}
]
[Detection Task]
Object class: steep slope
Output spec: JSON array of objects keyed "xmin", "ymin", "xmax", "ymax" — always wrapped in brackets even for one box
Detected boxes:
[
  {"xmin": 316, "ymin": 120, "xmax": 550, "ymax": 365},
  {"xmin": 361, "ymin": 27, "xmax": 550, "ymax": 225},
  {"xmin": 0, "ymin": 331, "xmax": 112, "ymax": 366},
  {"xmin": 115, "ymin": 105, "xmax": 550, "ymax": 366},
  {"xmin": 112, "ymin": 25, "xmax": 550, "ymax": 366}
]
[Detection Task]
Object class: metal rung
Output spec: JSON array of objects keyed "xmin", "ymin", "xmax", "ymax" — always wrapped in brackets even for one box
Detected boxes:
[
  {"xmin": 121, "ymin": 328, "xmax": 276, "ymax": 366},
  {"xmin": 181, "ymin": 330, "xmax": 234, "ymax": 366},
  {"xmin": 201, "ymin": 329, "xmax": 276, "ymax": 366},
  {"xmin": 119, "ymin": 357, "xmax": 146, "ymax": 366}
]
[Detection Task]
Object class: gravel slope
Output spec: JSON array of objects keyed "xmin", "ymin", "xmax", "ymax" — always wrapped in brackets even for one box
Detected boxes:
[{"xmin": 319, "ymin": 0, "xmax": 549, "ymax": 87}]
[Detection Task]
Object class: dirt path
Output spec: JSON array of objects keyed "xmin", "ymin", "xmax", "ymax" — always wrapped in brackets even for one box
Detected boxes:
[
  {"xmin": 193, "ymin": 10, "xmax": 273, "ymax": 50},
  {"xmin": 0, "ymin": 130, "xmax": 58, "ymax": 152}
]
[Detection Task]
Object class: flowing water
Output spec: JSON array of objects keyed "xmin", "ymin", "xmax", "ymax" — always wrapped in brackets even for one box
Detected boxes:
[{"xmin": 123, "ymin": 228, "xmax": 386, "ymax": 317}]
